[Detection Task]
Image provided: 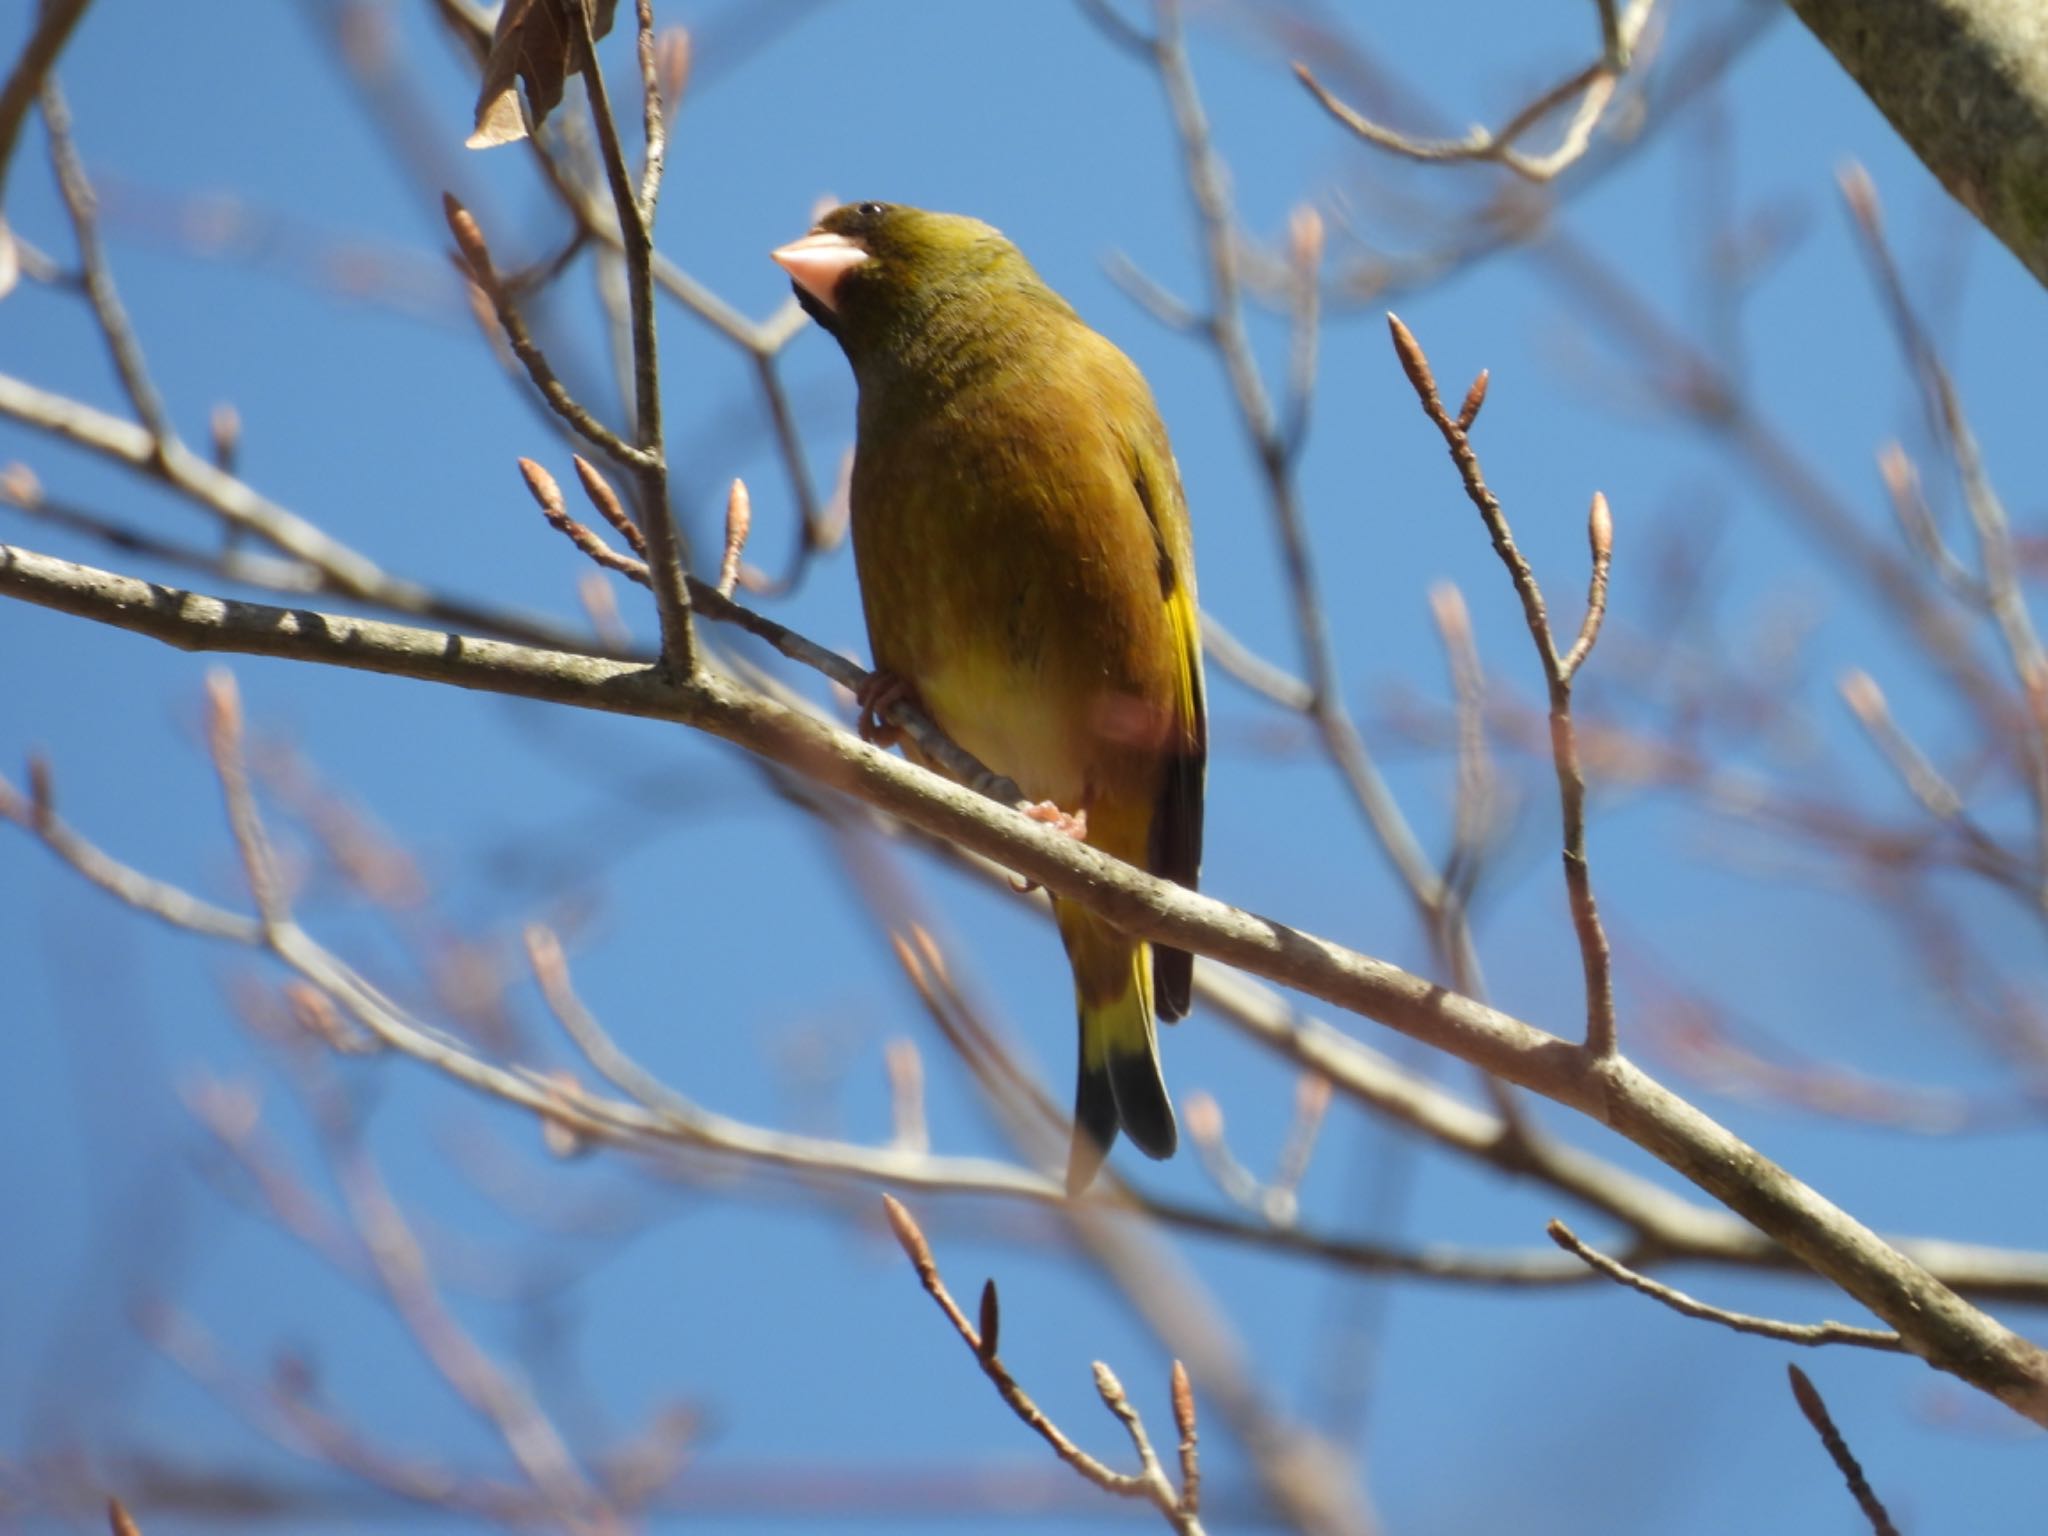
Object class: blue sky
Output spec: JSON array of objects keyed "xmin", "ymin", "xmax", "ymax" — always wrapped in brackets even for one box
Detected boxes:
[{"xmin": 5, "ymin": 1, "xmax": 2047, "ymax": 1531}]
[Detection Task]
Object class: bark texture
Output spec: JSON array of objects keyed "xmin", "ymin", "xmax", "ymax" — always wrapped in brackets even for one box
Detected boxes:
[{"xmin": 1791, "ymin": 0, "xmax": 2048, "ymax": 288}]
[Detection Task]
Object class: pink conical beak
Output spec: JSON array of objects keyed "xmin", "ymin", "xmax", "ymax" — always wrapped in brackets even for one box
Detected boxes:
[{"xmin": 772, "ymin": 230, "xmax": 868, "ymax": 313}]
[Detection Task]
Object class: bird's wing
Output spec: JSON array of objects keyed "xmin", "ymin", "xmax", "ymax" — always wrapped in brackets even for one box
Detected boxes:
[{"xmin": 1130, "ymin": 428, "xmax": 1207, "ymax": 1023}]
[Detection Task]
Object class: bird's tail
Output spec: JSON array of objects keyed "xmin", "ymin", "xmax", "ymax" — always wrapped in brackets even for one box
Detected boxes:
[{"xmin": 1057, "ymin": 898, "xmax": 1176, "ymax": 1192}]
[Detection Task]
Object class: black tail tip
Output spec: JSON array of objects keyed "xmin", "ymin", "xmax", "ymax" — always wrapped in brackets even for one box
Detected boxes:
[
  {"xmin": 1069, "ymin": 1061, "xmax": 1120, "ymax": 1193},
  {"xmin": 1067, "ymin": 1055, "xmax": 1177, "ymax": 1193},
  {"xmin": 1109, "ymin": 1046, "xmax": 1177, "ymax": 1161}
]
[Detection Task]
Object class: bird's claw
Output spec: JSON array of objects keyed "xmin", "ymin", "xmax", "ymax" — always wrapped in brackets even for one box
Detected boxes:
[
  {"xmin": 856, "ymin": 669, "xmax": 920, "ymax": 749},
  {"xmin": 1011, "ymin": 800, "xmax": 1088, "ymax": 893},
  {"xmin": 1021, "ymin": 800, "xmax": 1089, "ymax": 840}
]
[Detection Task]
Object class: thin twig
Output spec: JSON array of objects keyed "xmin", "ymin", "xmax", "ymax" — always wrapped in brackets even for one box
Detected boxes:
[
  {"xmin": 314, "ymin": 1086, "xmax": 618, "ymax": 1534},
  {"xmin": 1141, "ymin": 0, "xmax": 1499, "ymax": 1049},
  {"xmin": 1840, "ymin": 163, "xmax": 2048, "ymax": 901},
  {"xmin": 1549, "ymin": 1222, "xmax": 1905, "ymax": 1351},
  {"xmin": 516, "ymin": 456, "xmax": 1024, "ymax": 803},
  {"xmin": 1838, "ymin": 669, "xmax": 1968, "ymax": 825},
  {"xmin": 881, "ymin": 1197, "xmax": 1205, "ymax": 1532},
  {"xmin": 1292, "ymin": 0, "xmax": 1657, "ymax": 183},
  {"xmin": 32, "ymin": 735, "xmax": 2048, "ymax": 1307},
  {"xmin": 1388, "ymin": 314, "xmax": 1618, "ymax": 1058},
  {"xmin": 203, "ymin": 670, "xmax": 289, "ymax": 932},
  {"xmin": 443, "ymin": 195, "xmax": 652, "ymax": 470},
  {"xmin": 1786, "ymin": 1365, "xmax": 1904, "ymax": 1536},
  {"xmin": 0, "ymin": 368, "xmax": 594, "ymax": 649},
  {"xmin": 1430, "ymin": 582, "xmax": 1495, "ymax": 910},
  {"xmin": 567, "ymin": 0, "xmax": 693, "ymax": 677},
  {"xmin": 0, "ymin": 0, "xmax": 92, "ymax": 232},
  {"xmin": 143, "ymin": 1304, "xmax": 543, "ymax": 1527},
  {"xmin": 1170, "ymin": 1360, "xmax": 1199, "ymax": 1516},
  {"xmin": 40, "ymin": 81, "xmax": 173, "ymax": 448}
]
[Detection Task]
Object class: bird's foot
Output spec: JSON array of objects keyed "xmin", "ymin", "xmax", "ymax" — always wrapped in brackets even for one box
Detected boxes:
[
  {"xmin": 856, "ymin": 669, "xmax": 921, "ymax": 749},
  {"xmin": 1022, "ymin": 801, "xmax": 1089, "ymax": 840},
  {"xmin": 1011, "ymin": 801, "xmax": 1088, "ymax": 892}
]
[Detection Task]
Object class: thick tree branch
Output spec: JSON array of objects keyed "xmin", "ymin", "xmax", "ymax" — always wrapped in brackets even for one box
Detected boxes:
[
  {"xmin": 1790, "ymin": 0, "xmax": 2048, "ymax": 289},
  {"xmin": 6, "ymin": 539, "xmax": 2048, "ymax": 1425}
]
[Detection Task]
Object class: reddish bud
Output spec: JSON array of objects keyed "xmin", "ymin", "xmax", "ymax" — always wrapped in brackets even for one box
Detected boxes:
[
  {"xmin": 1288, "ymin": 204, "xmax": 1325, "ymax": 274},
  {"xmin": 1171, "ymin": 1359, "xmax": 1197, "ymax": 1440},
  {"xmin": 1836, "ymin": 160, "xmax": 1880, "ymax": 238},
  {"xmin": 1456, "ymin": 369, "xmax": 1489, "ymax": 431},
  {"xmin": 656, "ymin": 26, "xmax": 692, "ymax": 109},
  {"xmin": 1386, "ymin": 312, "xmax": 1437, "ymax": 404},
  {"xmin": 1428, "ymin": 581, "xmax": 1470, "ymax": 645},
  {"xmin": 0, "ymin": 462, "xmax": 39, "ymax": 507},
  {"xmin": 881, "ymin": 1193, "xmax": 931, "ymax": 1269},
  {"xmin": 718, "ymin": 478, "xmax": 752, "ymax": 598},
  {"xmin": 1838, "ymin": 669, "xmax": 1886, "ymax": 727},
  {"xmin": 517, "ymin": 457, "xmax": 566, "ymax": 518},
  {"xmin": 442, "ymin": 193, "xmax": 494, "ymax": 283}
]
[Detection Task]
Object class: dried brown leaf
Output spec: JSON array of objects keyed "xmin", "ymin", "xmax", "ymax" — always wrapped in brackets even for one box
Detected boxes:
[{"xmin": 468, "ymin": 0, "xmax": 618, "ymax": 151}]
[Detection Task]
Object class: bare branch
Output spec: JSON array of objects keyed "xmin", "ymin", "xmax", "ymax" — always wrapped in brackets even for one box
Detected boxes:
[
  {"xmin": 1786, "ymin": 1365, "xmax": 1904, "ymax": 1536},
  {"xmin": 443, "ymin": 194, "xmax": 652, "ymax": 471},
  {"xmin": 566, "ymin": 0, "xmax": 693, "ymax": 676},
  {"xmin": 1293, "ymin": 0, "xmax": 1658, "ymax": 182},
  {"xmin": 1549, "ymin": 1221, "xmax": 1906, "ymax": 1351},
  {"xmin": 6, "ymin": 544, "xmax": 2048, "ymax": 1423},
  {"xmin": 41, "ymin": 81, "xmax": 173, "ymax": 446},
  {"xmin": 1388, "ymin": 315, "xmax": 1617, "ymax": 1057},
  {"xmin": 0, "ymin": 0, "xmax": 93, "ymax": 286},
  {"xmin": 882, "ymin": 1196, "xmax": 1205, "ymax": 1532}
]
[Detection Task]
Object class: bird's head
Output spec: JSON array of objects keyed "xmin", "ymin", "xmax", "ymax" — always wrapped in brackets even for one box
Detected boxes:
[{"xmin": 772, "ymin": 202, "xmax": 1054, "ymax": 364}]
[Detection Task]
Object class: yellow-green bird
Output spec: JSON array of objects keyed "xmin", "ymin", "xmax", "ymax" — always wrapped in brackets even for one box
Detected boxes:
[{"xmin": 773, "ymin": 202, "xmax": 1206, "ymax": 1191}]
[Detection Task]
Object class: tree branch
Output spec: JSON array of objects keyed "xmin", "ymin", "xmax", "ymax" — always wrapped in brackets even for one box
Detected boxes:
[
  {"xmin": 1790, "ymin": 0, "xmax": 2048, "ymax": 289},
  {"xmin": 6, "ymin": 538, "xmax": 2048, "ymax": 1426}
]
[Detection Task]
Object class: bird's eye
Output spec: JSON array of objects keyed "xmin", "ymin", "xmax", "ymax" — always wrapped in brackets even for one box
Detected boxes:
[{"xmin": 855, "ymin": 201, "xmax": 887, "ymax": 219}]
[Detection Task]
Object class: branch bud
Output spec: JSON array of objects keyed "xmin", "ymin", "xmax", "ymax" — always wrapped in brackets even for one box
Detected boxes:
[
  {"xmin": 1295, "ymin": 1071, "xmax": 1333, "ymax": 1120},
  {"xmin": 518, "ymin": 457, "xmax": 567, "ymax": 519},
  {"xmin": 656, "ymin": 26, "xmax": 692, "ymax": 110},
  {"xmin": 0, "ymin": 462, "xmax": 40, "ymax": 507},
  {"xmin": 26, "ymin": 751, "xmax": 54, "ymax": 830},
  {"xmin": 1588, "ymin": 491, "xmax": 1613, "ymax": 561},
  {"xmin": 1428, "ymin": 581, "xmax": 1471, "ymax": 647},
  {"xmin": 1288, "ymin": 203, "xmax": 1325, "ymax": 275},
  {"xmin": 442, "ymin": 193, "xmax": 495, "ymax": 284},
  {"xmin": 1092, "ymin": 1360, "xmax": 1127, "ymax": 1407},
  {"xmin": 1181, "ymin": 1089, "xmax": 1222, "ymax": 1147},
  {"xmin": 204, "ymin": 668, "xmax": 244, "ymax": 757},
  {"xmin": 1838, "ymin": 668, "xmax": 1887, "ymax": 727},
  {"xmin": 572, "ymin": 455, "xmax": 647, "ymax": 556},
  {"xmin": 1836, "ymin": 160, "xmax": 1880, "ymax": 239},
  {"xmin": 718, "ymin": 477, "xmax": 752, "ymax": 598},
  {"xmin": 881, "ymin": 1193, "xmax": 932, "ymax": 1271},
  {"xmin": 1171, "ymin": 1359, "xmax": 1196, "ymax": 1441},
  {"xmin": 977, "ymin": 1278, "xmax": 1000, "ymax": 1358},
  {"xmin": 1456, "ymin": 369, "xmax": 1489, "ymax": 431},
  {"xmin": 539, "ymin": 1069, "xmax": 591, "ymax": 1159},
  {"xmin": 1385, "ymin": 312, "xmax": 1437, "ymax": 405},
  {"xmin": 1877, "ymin": 441, "xmax": 1916, "ymax": 503},
  {"xmin": 210, "ymin": 403, "xmax": 241, "ymax": 472}
]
